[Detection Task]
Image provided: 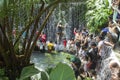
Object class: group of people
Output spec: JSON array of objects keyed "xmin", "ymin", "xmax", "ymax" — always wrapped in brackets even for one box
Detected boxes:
[
  {"xmin": 35, "ymin": 32, "xmax": 56, "ymax": 53},
  {"xmin": 34, "ymin": 21, "xmax": 120, "ymax": 79},
  {"xmin": 70, "ymin": 19, "xmax": 120, "ymax": 80},
  {"xmin": 70, "ymin": 0, "xmax": 120, "ymax": 79}
]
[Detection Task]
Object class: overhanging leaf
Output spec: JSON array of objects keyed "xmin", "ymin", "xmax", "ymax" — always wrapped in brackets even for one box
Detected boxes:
[
  {"xmin": 19, "ymin": 65, "xmax": 40, "ymax": 80},
  {"xmin": 41, "ymin": 71, "xmax": 49, "ymax": 80},
  {"xmin": 50, "ymin": 62, "xmax": 76, "ymax": 80}
]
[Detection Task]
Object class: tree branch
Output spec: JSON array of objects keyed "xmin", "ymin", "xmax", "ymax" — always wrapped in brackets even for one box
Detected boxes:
[
  {"xmin": 0, "ymin": 24, "xmax": 18, "ymax": 67},
  {"xmin": 24, "ymin": 4, "xmax": 58, "ymax": 64},
  {"xmin": 23, "ymin": 0, "xmax": 45, "ymax": 55},
  {"xmin": 14, "ymin": 0, "xmax": 61, "ymax": 47}
]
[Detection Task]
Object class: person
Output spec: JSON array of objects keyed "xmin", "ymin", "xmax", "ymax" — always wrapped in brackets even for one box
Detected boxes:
[
  {"xmin": 73, "ymin": 28, "xmax": 78, "ymax": 35},
  {"xmin": 87, "ymin": 42, "xmax": 99, "ymax": 71},
  {"xmin": 100, "ymin": 19, "xmax": 113, "ymax": 39},
  {"xmin": 97, "ymin": 35, "xmax": 114, "ymax": 58},
  {"xmin": 54, "ymin": 41, "xmax": 59, "ymax": 51},
  {"xmin": 63, "ymin": 38, "xmax": 67, "ymax": 48},
  {"xmin": 101, "ymin": 26, "xmax": 109, "ymax": 39},
  {"xmin": 109, "ymin": 61, "xmax": 120, "ymax": 80},
  {"xmin": 88, "ymin": 42, "xmax": 99, "ymax": 61},
  {"xmin": 47, "ymin": 41, "xmax": 54, "ymax": 53},
  {"xmin": 107, "ymin": 23, "xmax": 120, "ymax": 45},
  {"xmin": 74, "ymin": 28, "xmax": 81, "ymax": 56},
  {"xmin": 69, "ymin": 39, "xmax": 76, "ymax": 54},
  {"xmin": 82, "ymin": 28, "xmax": 88, "ymax": 35},
  {"xmin": 57, "ymin": 21, "xmax": 64, "ymax": 34},
  {"xmin": 40, "ymin": 32, "xmax": 46, "ymax": 44},
  {"xmin": 112, "ymin": 0, "xmax": 120, "ymax": 25},
  {"xmin": 70, "ymin": 55, "xmax": 81, "ymax": 79},
  {"xmin": 56, "ymin": 21, "xmax": 64, "ymax": 44},
  {"xmin": 74, "ymin": 28, "xmax": 81, "ymax": 42}
]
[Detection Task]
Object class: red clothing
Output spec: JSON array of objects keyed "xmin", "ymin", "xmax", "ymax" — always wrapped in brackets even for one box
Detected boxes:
[
  {"xmin": 74, "ymin": 31, "xmax": 77, "ymax": 35},
  {"xmin": 63, "ymin": 40, "xmax": 67, "ymax": 47},
  {"xmin": 86, "ymin": 61, "xmax": 93, "ymax": 70},
  {"xmin": 41, "ymin": 34, "xmax": 46, "ymax": 43}
]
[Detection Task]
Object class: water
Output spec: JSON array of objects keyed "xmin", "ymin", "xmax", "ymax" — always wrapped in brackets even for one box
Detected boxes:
[
  {"xmin": 30, "ymin": 47, "xmax": 120, "ymax": 80},
  {"xmin": 30, "ymin": 51, "xmax": 47, "ymax": 71},
  {"xmin": 30, "ymin": 51, "xmax": 71, "ymax": 71},
  {"xmin": 38, "ymin": 3, "xmax": 87, "ymax": 41},
  {"xmin": 96, "ymin": 46, "xmax": 120, "ymax": 80},
  {"xmin": 30, "ymin": 51, "xmax": 72, "ymax": 80}
]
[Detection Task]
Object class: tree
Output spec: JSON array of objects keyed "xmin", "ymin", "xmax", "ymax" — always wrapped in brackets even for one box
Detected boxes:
[
  {"xmin": 0, "ymin": 0, "xmax": 62, "ymax": 79},
  {"xmin": 85, "ymin": 0, "xmax": 112, "ymax": 32}
]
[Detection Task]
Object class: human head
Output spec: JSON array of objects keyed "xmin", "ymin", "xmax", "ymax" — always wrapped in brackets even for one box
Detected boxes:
[
  {"xmin": 96, "ymin": 35, "xmax": 104, "ymax": 42},
  {"xmin": 109, "ymin": 61, "xmax": 120, "ymax": 79},
  {"xmin": 108, "ymin": 14, "xmax": 113, "ymax": 21},
  {"xmin": 109, "ymin": 61, "xmax": 120, "ymax": 69},
  {"xmin": 82, "ymin": 28, "xmax": 86, "ymax": 32},
  {"xmin": 89, "ymin": 34, "xmax": 93, "ymax": 39},
  {"xmin": 90, "ymin": 42, "xmax": 97, "ymax": 48},
  {"xmin": 50, "ymin": 40, "xmax": 53, "ymax": 43},
  {"xmin": 112, "ymin": 0, "xmax": 120, "ymax": 5},
  {"xmin": 108, "ymin": 20, "xmax": 114, "ymax": 28}
]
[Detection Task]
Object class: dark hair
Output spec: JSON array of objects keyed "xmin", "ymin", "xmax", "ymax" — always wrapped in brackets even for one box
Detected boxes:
[
  {"xmin": 90, "ymin": 42, "xmax": 97, "ymax": 46},
  {"xmin": 83, "ymin": 28, "xmax": 86, "ymax": 32},
  {"xmin": 98, "ymin": 35, "xmax": 104, "ymax": 40},
  {"xmin": 50, "ymin": 41, "xmax": 53, "ymax": 43},
  {"xmin": 111, "ymin": 62, "xmax": 119, "ymax": 68},
  {"xmin": 82, "ymin": 45, "xmax": 87, "ymax": 50},
  {"xmin": 109, "ymin": 14, "xmax": 113, "ymax": 21},
  {"xmin": 90, "ymin": 34, "xmax": 93, "ymax": 39}
]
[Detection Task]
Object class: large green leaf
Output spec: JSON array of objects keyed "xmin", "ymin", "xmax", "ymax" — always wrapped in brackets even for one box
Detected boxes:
[
  {"xmin": 19, "ymin": 65, "xmax": 40, "ymax": 80},
  {"xmin": 41, "ymin": 71, "xmax": 49, "ymax": 80},
  {"xmin": 50, "ymin": 62, "xmax": 76, "ymax": 80},
  {"xmin": 0, "ymin": 69, "xmax": 9, "ymax": 80},
  {"xmin": 0, "ymin": 77, "xmax": 9, "ymax": 80}
]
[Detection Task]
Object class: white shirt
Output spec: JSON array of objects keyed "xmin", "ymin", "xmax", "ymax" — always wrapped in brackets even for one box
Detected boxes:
[{"xmin": 98, "ymin": 40, "xmax": 105, "ymax": 57}]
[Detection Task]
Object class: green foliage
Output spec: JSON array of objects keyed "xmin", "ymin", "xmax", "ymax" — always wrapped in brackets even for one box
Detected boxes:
[
  {"xmin": 44, "ymin": 52, "xmax": 72, "ymax": 68},
  {"xmin": 41, "ymin": 71, "xmax": 49, "ymax": 80},
  {"xmin": 0, "ymin": 69, "xmax": 9, "ymax": 80},
  {"xmin": 50, "ymin": 62, "xmax": 76, "ymax": 80},
  {"xmin": 0, "ymin": 69, "xmax": 4, "ymax": 76},
  {"xmin": 86, "ymin": 0, "xmax": 112, "ymax": 32},
  {"xmin": 19, "ymin": 65, "xmax": 39, "ymax": 80},
  {"xmin": 84, "ymin": 77, "xmax": 93, "ymax": 80},
  {"xmin": 0, "ymin": 77, "xmax": 9, "ymax": 80}
]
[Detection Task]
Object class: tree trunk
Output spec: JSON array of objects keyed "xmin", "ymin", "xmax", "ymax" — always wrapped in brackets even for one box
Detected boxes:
[{"xmin": 7, "ymin": 69, "xmax": 17, "ymax": 80}]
